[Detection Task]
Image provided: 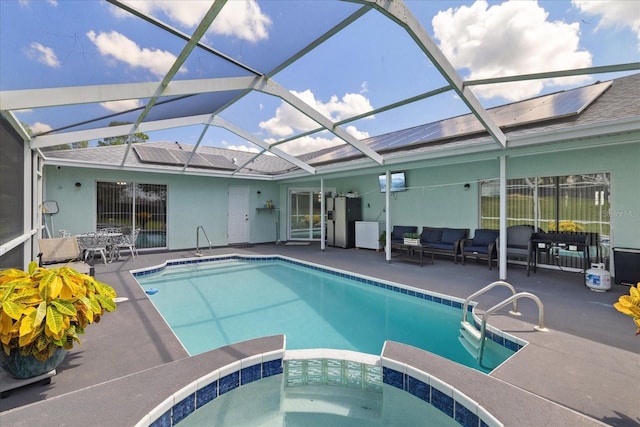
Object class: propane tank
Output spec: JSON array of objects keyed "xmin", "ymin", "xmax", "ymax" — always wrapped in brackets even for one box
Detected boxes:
[{"xmin": 585, "ymin": 263, "xmax": 611, "ymax": 292}]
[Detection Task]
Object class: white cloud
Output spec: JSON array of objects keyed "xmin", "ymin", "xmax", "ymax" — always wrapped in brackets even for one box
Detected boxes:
[
  {"xmin": 345, "ymin": 125, "xmax": 369, "ymax": 140},
  {"xmin": 87, "ymin": 30, "xmax": 185, "ymax": 77},
  {"xmin": 259, "ymin": 89, "xmax": 373, "ymax": 155},
  {"xmin": 30, "ymin": 122, "xmax": 53, "ymax": 135},
  {"xmin": 116, "ymin": 0, "xmax": 270, "ymax": 42},
  {"xmin": 573, "ymin": 0, "xmax": 640, "ymax": 50},
  {"xmin": 100, "ymin": 99, "xmax": 142, "ymax": 113},
  {"xmin": 19, "ymin": 0, "xmax": 58, "ymax": 6},
  {"xmin": 26, "ymin": 42, "xmax": 60, "ymax": 68},
  {"xmin": 211, "ymin": 0, "xmax": 271, "ymax": 42},
  {"xmin": 432, "ymin": 0, "xmax": 592, "ymax": 101},
  {"xmin": 223, "ymin": 143, "xmax": 260, "ymax": 154},
  {"xmin": 119, "ymin": 0, "xmax": 209, "ymax": 27},
  {"xmin": 276, "ymin": 134, "xmax": 345, "ymax": 157},
  {"xmin": 259, "ymin": 90, "xmax": 373, "ymax": 137}
]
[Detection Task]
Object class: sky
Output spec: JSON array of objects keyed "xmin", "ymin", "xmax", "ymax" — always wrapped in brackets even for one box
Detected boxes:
[{"xmin": 1, "ymin": 0, "xmax": 639, "ymax": 156}]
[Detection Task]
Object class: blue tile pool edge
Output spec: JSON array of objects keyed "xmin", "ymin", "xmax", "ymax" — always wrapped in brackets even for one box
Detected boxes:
[
  {"xmin": 136, "ymin": 347, "xmax": 503, "ymax": 427},
  {"xmin": 130, "ymin": 254, "xmax": 527, "ymax": 357}
]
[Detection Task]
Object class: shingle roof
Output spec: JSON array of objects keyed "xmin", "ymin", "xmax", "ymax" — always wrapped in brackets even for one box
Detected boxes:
[{"xmin": 43, "ymin": 73, "xmax": 640, "ymax": 177}]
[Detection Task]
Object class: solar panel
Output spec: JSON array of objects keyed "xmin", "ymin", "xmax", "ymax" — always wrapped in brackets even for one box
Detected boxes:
[
  {"xmin": 307, "ymin": 81, "xmax": 611, "ymax": 165},
  {"xmin": 490, "ymin": 81, "xmax": 611, "ymax": 128},
  {"xmin": 199, "ymin": 153, "xmax": 237, "ymax": 170},
  {"xmin": 133, "ymin": 145, "xmax": 181, "ymax": 166},
  {"xmin": 133, "ymin": 145, "xmax": 237, "ymax": 171}
]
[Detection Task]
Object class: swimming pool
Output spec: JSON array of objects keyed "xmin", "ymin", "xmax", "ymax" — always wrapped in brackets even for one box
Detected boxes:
[
  {"xmin": 137, "ymin": 348, "xmax": 504, "ymax": 427},
  {"xmin": 133, "ymin": 255, "xmax": 521, "ymax": 373}
]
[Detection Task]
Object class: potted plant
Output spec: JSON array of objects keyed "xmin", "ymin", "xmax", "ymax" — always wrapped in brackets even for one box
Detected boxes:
[
  {"xmin": 379, "ymin": 230, "xmax": 386, "ymax": 247},
  {"xmin": 0, "ymin": 261, "xmax": 117, "ymax": 379},
  {"xmin": 614, "ymin": 283, "xmax": 640, "ymax": 335},
  {"xmin": 403, "ymin": 232, "xmax": 420, "ymax": 246}
]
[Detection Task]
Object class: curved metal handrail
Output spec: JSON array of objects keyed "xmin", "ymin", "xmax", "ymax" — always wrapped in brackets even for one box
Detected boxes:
[
  {"xmin": 478, "ymin": 292, "xmax": 548, "ymax": 365},
  {"xmin": 461, "ymin": 280, "xmax": 521, "ymax": 323},
  {"xmin": 195, "ymin": 225, "xmax": 212, "ymax": 256}
]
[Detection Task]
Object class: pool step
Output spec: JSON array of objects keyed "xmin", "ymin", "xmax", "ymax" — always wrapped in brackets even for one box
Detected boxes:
[
  {"xmin": 282, "ymin": 411, "xmax": 382, "ymax": 426},
  {"xmin": 459, "ymin": 321, "xmax": 482, "ymax": 358},
  {"xmin": 282, "ymin": 386, "xmax": 382, "ymax": 423}
]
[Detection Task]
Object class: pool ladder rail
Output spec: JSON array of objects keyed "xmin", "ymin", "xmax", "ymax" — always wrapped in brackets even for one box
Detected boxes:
[
  {"xmin": 459, "ymin": 281, "xmax": 548, "ymax": 368},
  {"xmin": 195, "ymin": 225, "xmax": 212, "ymax": 257}
]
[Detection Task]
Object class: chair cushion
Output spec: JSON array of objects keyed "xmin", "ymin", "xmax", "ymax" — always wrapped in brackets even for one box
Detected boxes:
[
  {"xmin": 392, "ymin": 226, "xmax": 417, "ymax": 241},
  {"xmin": 441, "ymin": 228, "xmax": 466, "ymax": 245},
  {"xmin": 38, "ymin": 237, "xmax": 82, "ymax": 263},
  {"xmin": 472, "ymin": 229, "xmax": 499, "ymax": 246},
  {"xmin": 507, "ymin": 225, "xmax": 534, "ymax": 245},
  {"xmin": 464, "ymin": 245, "xmax": 490, "ymax": 254},
  {"xmin": 429, "ymin": 242, "xmax": 456, "ymax": 250},
  {"xmin": 421, "ymin": 228, "xmax": 443, "ymax": 244}
]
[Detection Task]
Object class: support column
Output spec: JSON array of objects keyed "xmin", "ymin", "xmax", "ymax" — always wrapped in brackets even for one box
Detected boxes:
[{"xmin": 499, "ymin": 156, "xmax": 507, "ymax": 280}]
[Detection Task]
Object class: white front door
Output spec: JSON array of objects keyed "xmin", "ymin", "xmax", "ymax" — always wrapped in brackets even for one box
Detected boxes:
[{"xmin": 228, "ymin": 185, "xmax": 250, "ymax": 244}]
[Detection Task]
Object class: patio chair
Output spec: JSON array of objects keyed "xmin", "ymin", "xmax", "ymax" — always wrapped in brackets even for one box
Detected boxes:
[
  {"xmin": 460, "ymin": 229, "xmax": 500, "ymax": 269},
  {"xmin": 497, "ymin": 225, "xmax": 535, "ymax": 269},
  {"xmin": 37, "ymin": 237, "xmax": 92, "ymax": 275},
  {"xmin": 114, "ymin": 228, "xmax": 140, "ymax": 260},
  {"xmin": 77, "ymin": 232, "xmax": 109, "ymax": 266}
]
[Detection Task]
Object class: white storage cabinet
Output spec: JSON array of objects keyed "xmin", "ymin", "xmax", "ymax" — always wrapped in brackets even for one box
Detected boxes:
[{"xmin": 355, "ymin": 221, "xmax": 383, "ymax": 250}]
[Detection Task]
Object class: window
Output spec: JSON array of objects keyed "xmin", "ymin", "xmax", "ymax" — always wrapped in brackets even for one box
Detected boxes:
[
  {"xmin": 96, "ymin": 182, "xmax": 167, "ymax": 249},
  {"xmin": 480, "ymin": 173, "xmax": 611, "ymax": 267}
]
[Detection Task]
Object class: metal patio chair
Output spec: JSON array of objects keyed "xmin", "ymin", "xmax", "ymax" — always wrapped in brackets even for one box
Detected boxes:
[
  {"xmin": 114, "ymin": 228, "xmax": 140, "ymax": 260},
  {"xmin": 78, "ymin": 232, "xmax": 109, "ymax": 266}
]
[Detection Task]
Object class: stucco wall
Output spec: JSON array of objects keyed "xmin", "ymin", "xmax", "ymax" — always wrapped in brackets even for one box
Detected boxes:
[
  {"xmin": 44, "ymin": 141, "xmax": 639, "ymax": 251},
  {"xmin": 43, "ymin": 167, "xmax": 280, "ymax": 249}
]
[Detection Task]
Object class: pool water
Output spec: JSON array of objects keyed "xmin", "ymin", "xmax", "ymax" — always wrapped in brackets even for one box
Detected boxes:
[
  {"xmin": 135, "ymin": 258, "xmax": 514, "ymax": 372},
  {"xmin": 181, "ymin": 374, "xmax": 459, "ymax": 427}
]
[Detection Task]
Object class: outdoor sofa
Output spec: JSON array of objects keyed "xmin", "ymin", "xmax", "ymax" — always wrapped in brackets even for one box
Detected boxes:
[{"xmin": 419, "ymin": 226, "xmax": 469, "ymax": 263}]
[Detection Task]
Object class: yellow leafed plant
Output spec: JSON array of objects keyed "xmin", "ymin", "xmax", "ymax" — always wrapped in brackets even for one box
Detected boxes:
[
  {"xmin": 613, "ymin": 283, "xmax": 640, "ymax": 335},
  {"xmin": 0, "ymin": 261, "xmax": 117, "ymax": 361}
]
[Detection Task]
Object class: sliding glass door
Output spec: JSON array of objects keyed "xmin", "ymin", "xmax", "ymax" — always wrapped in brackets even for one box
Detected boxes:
[
  {"xmin": 480, "ymin": 172, "xmax": 611, "ymax": 267},
  {"xmin": 288, "ymin": 189, "xmax": 324, "ymax": 240},
  {"xmin": 96, "ymin": 181, "xmax": 167, "ymax": 249}
]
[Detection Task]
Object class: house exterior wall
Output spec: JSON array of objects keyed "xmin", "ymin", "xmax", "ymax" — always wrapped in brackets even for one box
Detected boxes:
[
  {"xmin": 44, "ymin": 139, "xmax": 639, "ymax": 251},
  {"xmin": 43, "ymin": 167, "xmax": 280, "ymax": 249},
  {"xmin": 285, "ymin": 139, "xmax": 639, "ymax": 249},
  {"xmin": 505, "ymin": 143, "xmax": 639, "ymax": 249}
]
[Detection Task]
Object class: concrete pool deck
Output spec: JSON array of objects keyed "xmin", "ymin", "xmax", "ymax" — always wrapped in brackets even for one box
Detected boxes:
[{"xmin": 0, "ymin": 243, "xmax": 638, "ymax": 426}]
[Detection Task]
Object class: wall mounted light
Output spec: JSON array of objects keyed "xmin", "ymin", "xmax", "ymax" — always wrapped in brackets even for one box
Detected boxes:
[
  {"xmin": 464, "ymin": 183, "xmax": 470, "ymax": 190},
  {"xmin": 257, "ymin": 190, "xmax": 262, "ymax": 197},
  {"xmin": 75, "ymin": 182, "xmax": 82, "ymax": 188}
]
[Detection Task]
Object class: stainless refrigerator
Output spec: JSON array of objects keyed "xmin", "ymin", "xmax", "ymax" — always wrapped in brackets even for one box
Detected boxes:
[{"xmin": 327, "ymin": 197, "xmax": 362, "ymax": 248}]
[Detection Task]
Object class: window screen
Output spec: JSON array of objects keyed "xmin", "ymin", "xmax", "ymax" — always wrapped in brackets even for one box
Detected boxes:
[{"xmin": 96, "ymin": 182, "xmax": 167, "ymax": 249}]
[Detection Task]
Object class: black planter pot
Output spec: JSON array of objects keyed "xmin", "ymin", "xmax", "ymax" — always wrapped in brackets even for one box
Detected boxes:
[{"xmin": 0, "ymin": 347, "xmax": 67, "ymax": 379}]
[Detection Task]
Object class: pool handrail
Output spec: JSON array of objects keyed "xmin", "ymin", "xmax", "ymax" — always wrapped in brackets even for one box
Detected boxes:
[
  {"xmin": 461, "ymin": 280, "xmax": 521, "ymax": 322},
  {"xmin": 478, "ymin": 292, "xmax": 548, "ymax": 365},
  {"xmin": 195, "ymin": 225, "xmax": 212, "ymax": 256}
]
